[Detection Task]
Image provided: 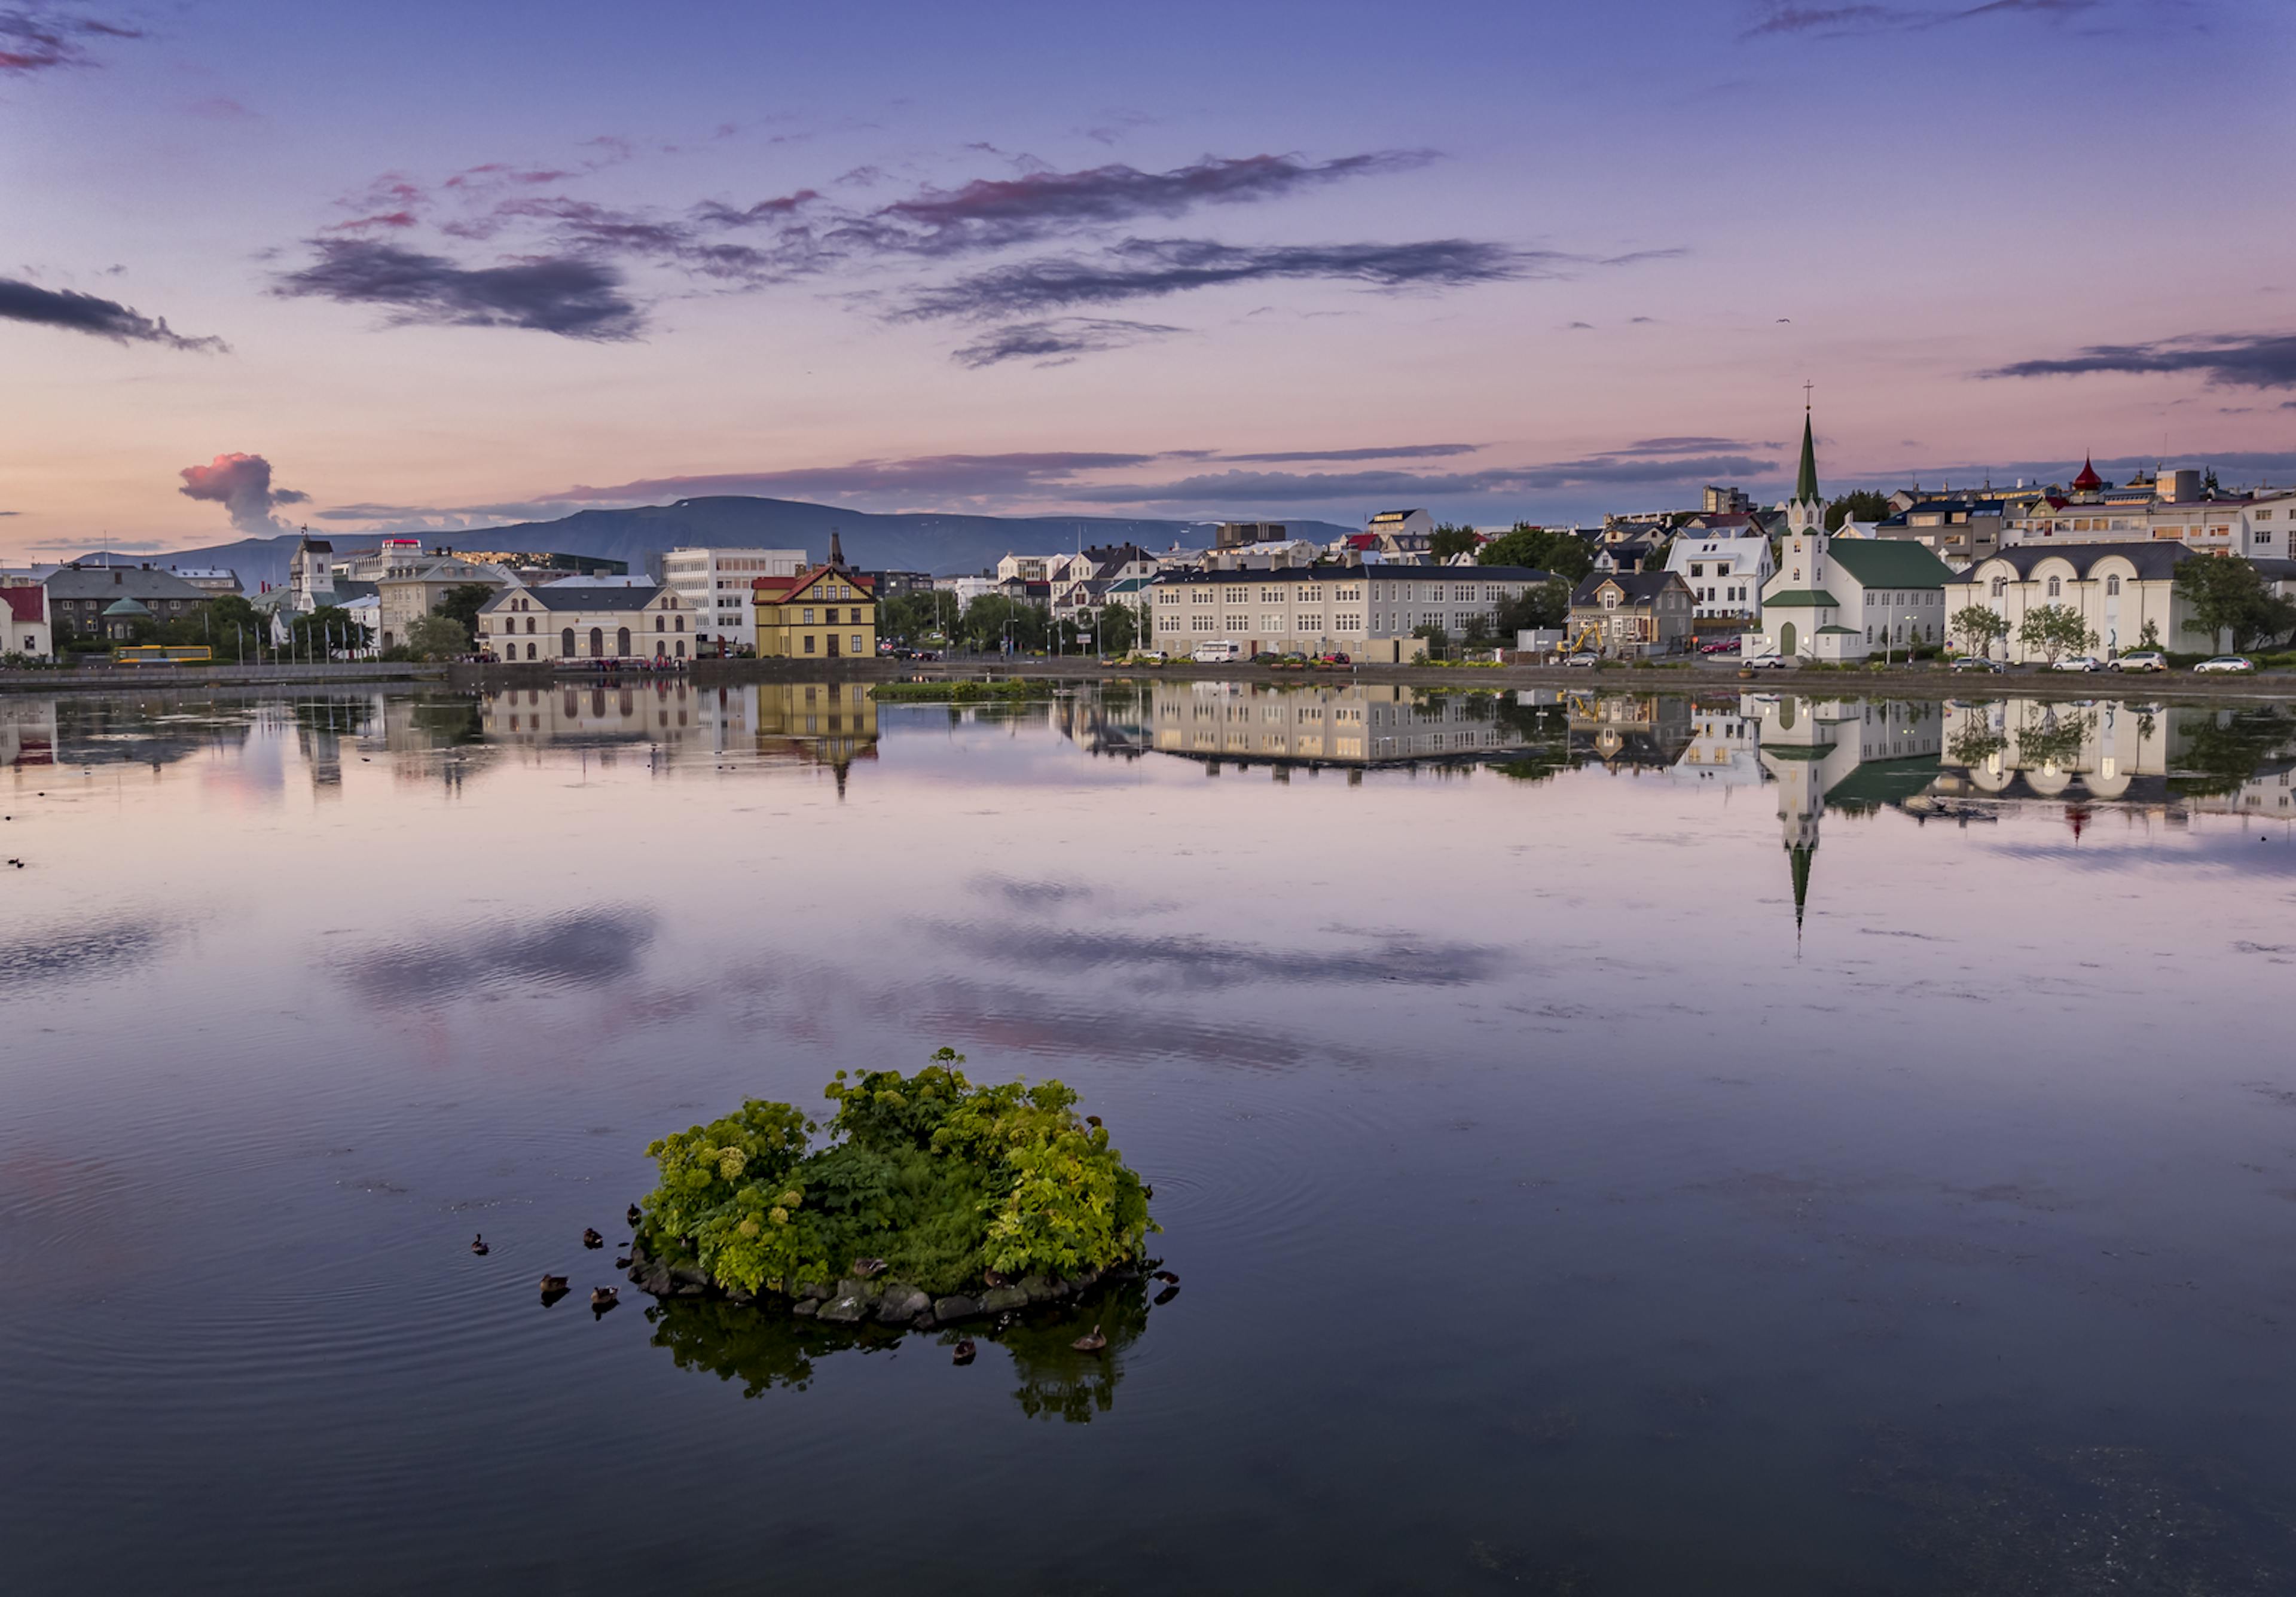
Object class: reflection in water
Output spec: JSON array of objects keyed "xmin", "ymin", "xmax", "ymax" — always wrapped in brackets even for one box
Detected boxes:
[
  {"xmin": 341, "ymin": 907, "xmax": 657, "ymax": 1005},
  {"xmin": 642, "ymin": 1279, "xmax": 1153, "ymax": 1421}
]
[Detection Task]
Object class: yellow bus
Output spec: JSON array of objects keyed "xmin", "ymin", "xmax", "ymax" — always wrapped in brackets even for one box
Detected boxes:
[{"xmin": 111, "ymin": 645, "xmax": 213, "ymax": 665}]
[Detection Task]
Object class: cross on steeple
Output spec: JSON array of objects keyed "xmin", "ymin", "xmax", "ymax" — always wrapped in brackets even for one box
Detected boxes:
[{"xmin": 1803, "ymin": 379, "xmax": 1813, "ymax": 412}]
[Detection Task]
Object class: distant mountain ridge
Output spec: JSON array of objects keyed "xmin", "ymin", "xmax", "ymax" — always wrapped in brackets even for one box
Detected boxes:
[{"xmin": 82, "ymin": 497, "xmax": 1358, "ymax": 591}]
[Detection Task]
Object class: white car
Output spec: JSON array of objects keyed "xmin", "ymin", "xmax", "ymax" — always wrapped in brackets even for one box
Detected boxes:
[
  {"xmin": 2193, "ymin": 655, "xmax": 2256, "ymax": 674},
  {"xmin": 2112, "ymin": 651, "xmax": 2167, "ymax": 672},
  {"xmin": 2052, "ymin": 655, "xmax": 2104, "ymax": 672},
  {"xmin": 1563, "ymin": 651, "xmax": 1601, "ymax": 668}
]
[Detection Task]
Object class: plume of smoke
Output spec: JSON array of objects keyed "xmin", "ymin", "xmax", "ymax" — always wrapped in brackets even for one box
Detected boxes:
[{"xmin": 178, "ymin": 453, "xmax": 309, "ymax": 535}]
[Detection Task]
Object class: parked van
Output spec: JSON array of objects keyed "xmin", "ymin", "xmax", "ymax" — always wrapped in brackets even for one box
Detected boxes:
[{"xmin": 1191, "ymin": 640, "xmax": 1242, "ymax": 663}]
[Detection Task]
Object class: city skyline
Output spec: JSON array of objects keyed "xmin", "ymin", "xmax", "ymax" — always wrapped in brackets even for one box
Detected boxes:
[{"xmin": 4, "ymin": 0, "xmax": 2291, "ymax": 558}]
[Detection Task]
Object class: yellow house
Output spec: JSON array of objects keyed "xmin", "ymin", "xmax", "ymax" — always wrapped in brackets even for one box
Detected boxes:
[{"xmin": 752, "ymin": 533, "xmax": 878, "ymax": 660}]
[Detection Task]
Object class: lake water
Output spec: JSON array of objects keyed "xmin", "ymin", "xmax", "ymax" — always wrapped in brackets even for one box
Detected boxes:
[{"xmin": 4, "ymin": 680, "xmax": 2295, "ymax": 1595}]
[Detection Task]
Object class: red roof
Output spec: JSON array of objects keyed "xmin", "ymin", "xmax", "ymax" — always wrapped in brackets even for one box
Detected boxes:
[
  {"xmin": 1343, "ymin": 533, "xmax": 1379, "ymax": 549},
  {"xmin": 2070, "ymin": 456, "xmax": 2103, "ymax": 491},
  {"xmin": 2, "ymin": 586, "xmax": 44, "ymax": 624}
]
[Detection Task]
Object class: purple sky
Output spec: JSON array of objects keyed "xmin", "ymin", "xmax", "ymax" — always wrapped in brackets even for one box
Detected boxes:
[{"xmin": 2, "ymin": 0, "xmax": 2291, "ymax": 555}]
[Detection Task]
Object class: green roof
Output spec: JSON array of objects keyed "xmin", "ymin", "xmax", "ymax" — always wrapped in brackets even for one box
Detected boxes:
[
  {"xmin": 1765, "ymin": 589, "xmax": 1841, "ymax": 607},
  {"xmin": 101, "ymin": 597, "xmax": 152, "ymax": 616},
  {"xmin": 1827, "ymin": 753, "xmax": 1943, "ymax": 813},
  {"xmin": 1825, "ymin": 539, "xmax": 1955, "ymax": 588},
  {"xmin": 1815, "ymin": 625, "xmax": 1861, "ymax": 635},
  {"xmin": 1795, "ymin": 411, "xmax": 1819, "ymax": 505},
  {"xmin": 1789, "ymin": 842, "xmax": 1813, "ymax": 928}
]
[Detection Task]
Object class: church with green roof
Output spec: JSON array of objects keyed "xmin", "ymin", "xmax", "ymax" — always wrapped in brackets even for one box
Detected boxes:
[{"xmin": 1746, "ymin": 404, "xmax": 1955, "ymax": 662}]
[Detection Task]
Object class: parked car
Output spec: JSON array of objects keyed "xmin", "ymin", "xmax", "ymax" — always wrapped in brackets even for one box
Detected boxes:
[
  {"xmin": 1190, "ymin": 640, "xmax": 1241, "ymax": 663},
  {"xmin": 2194, "ymin": 655, "xmax": 2256, "ymax": 673},
  {"xmin": 1699, "ymin": 639, "xmax": 1741, "ymax": 655},
  {"xmin": 1564, "ymin": 651, "xmax": 1601, "ymax": 668},
  {"xmin": 1135, "ymin": 650, "xmax": 1167, "ymax": 665},
  {"xmin": 2052, "ymin": 655, "xmax": 2105, "ymax": 672},
  {"xmin": 2112, "ymin": 651, "xmax": 2167, "ymax": 672},
  {"xmin": 1743, "ymin": 654, "xmax": 1793, "ymax": 670},
  {"xmin": 1313, "ymin": 651, "xmax": 1351, "ymax": 667},
  {"xmin": 1949, "ymin": 655, "xmax": 2004, "ymax": 673}
]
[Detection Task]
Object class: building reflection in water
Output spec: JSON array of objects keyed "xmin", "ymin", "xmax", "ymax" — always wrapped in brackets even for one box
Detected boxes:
[
  {"xmin": 475, "ymin": 680, "xmax": 879, "ymax": 793},
  {"xmin": 1747, "ymin": 695, "xmax": 1943, "ymax": 930},
  {"xmin": 1141, "ymin": 681, "xmax": 1537, "ymax": 770}
]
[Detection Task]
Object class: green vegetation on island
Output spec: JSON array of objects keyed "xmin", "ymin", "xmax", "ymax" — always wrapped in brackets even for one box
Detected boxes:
[
  {"xmin": 635, "ymin": 1052, "xmax": 1155, "ymax": 1298},
  {"xmin": 869, "ymin": 678, "xmax": 1050, "ymax": 703}
]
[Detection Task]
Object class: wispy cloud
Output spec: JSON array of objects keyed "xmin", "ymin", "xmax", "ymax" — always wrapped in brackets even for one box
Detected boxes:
[
  {"xmin": 1987, "ymin": 332, "xmax": 2296, "ymax": 390},
  {"xmin": 1742, "ymin": 0, "xmax": 2106, "ymax": 37},
  {"xmin": 0, "ymin": 4, "xmax": 139, "ymax": 75},
  {"xmin": 0, "ymin": 275, "xmax": 227, "ymax": 351},
  {"xmin": 178, "ymin": 453, "xmax": 309, "ymax": 535},
  {"xmin": 950, "ymin": 316, "xmax": 1182, "ymax": 368},
  {"xmin": 272, "ymin": 239, "xmax": 642, "ymax": 339},
  {"xmin": 1219, "ymin": 443, "xmax": 1481, "ymax": 463},
  {"xmin": 1068, "ymin": 449, "xmax": 1784, "ymax": 506},
  {"xmin": 900, "ymin": 237, "xmax": 1567, "ymax": 320},
  {"xmin": 539, "ymin": 451, "xmax": 1179, "ymax": 505}
]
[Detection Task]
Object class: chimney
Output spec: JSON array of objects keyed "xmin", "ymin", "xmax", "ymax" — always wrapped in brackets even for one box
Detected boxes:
[
  {"xmin": 828, "ymin": 530, "xmax": 845, "ymax": 567},
  {"xmin": 114, "ymin": 569, "xmax": 123, "ymax": 585}
]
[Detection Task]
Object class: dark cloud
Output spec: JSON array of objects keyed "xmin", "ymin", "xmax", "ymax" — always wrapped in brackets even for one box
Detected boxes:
[
  {"xmin": 0, "ymin": 275, "xmax": 226, "ymax": 352},
  {"xmin": 951, "ymin": 316, "xmax": 1181, "ymax": 368},
  {"xmin": 341, "ymin": 908, "xmax": 655, "ymax": 1006},
  {"xmin": 1986, "ymin": 333, "xmax": 2296, "ymax": 390},
  {"xmin": 842, "ymin": 151, "xmax": 1435, "ymax": 258},
  {"xmin": 1742, "ymin": 0, "xmax": 2102, "ymax": 36},
  {"xmin": 0, "ymin": 4, "xmax": 139, "ymax": 74},
  {"xmin": 178, "ymin": 453, "xmax": 309, "ymax": 535},
  {"xmin": 1069, "ymin": 451, "xmax": 1782, "ymax": 506},
  {"xmin": 273, "ymin": 238, "xmax": 642, "ymax": 339},
  {"xmin": 1599, "ymin": 435, "xmax": 1780, "ymax": 456},
  {"xmin": 0, "ymin": 918, "xmax": 167, "ymax": 990},
  {"xmin": 902, "ymin": 237, "xmax": 1563, "ymax": 320},
  {"xmin": 1218, "ymin": 444, "xmax": 1480, "ymax": 463}
]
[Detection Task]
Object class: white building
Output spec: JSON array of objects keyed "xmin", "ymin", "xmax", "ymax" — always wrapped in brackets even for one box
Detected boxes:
[
  {"xmin": 1749, "ymin": 406, "xmax": 1954, "ymax": 661},
  {"xmin": 4, "ymin": 585, "xmax": 51, "ymax": 659},
  {"xmin": 1665, "ymin": 529, "xmax": 1773, "ymax": 620},
  {"xmin": 1945, "ymin": 543, "xmax": 2194, "ymax": 661},
  {"xmin": 477, "ymin": 582, "xmax": 698, "ymax": 662},
  {"xmin": 662, "ymin": 546, "xmax": 806, "ymax": 654},
  {"xmin": 936, "ymin": 575, "xmax": 999, "ymax": 606},
  {"xmin": 1150, "ymin": 563, "xmax": 1549, "ymax": 662}
]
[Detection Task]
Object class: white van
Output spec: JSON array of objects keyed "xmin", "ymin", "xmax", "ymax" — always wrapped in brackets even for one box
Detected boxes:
[{"xmin": 1191, "ymin": 640, "xmax": 1242, "ymax": 663}]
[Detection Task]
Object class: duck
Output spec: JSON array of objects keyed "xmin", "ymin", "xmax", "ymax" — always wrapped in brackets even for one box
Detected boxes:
[
  {"xmin": 1085, "ymin": 1114, "xmax": 1102, "ymax": 1128},
  {"xmin": 470, "ymin": 1233, "xmax": 489, "ymax": 1256},
  {"xmin": 982, "ymin": 1269, "xmax": 1009, "ymax": 1288},
  {"xmin": 613, "ymin": 1255, "xmax": 631, "ymax": 1269},
  {"xmin": 538, "ymin": 1274, "xmax": 569, "ymax": 1293},
  {"xmin": 591, "ymin": 1286, "xmax": 619, "ymax": 1309},
  {"xmin": 626, "ymin": 1203, "xmax": 643, "ymax": 1229},
  {"xmin": 1152, "ymin": 1269, "xmax": 1180, "ymax": 1285},
  {"xmin": 850, "ymin": 1257, "xmax": 887, "ymax": 1279},
  {"xmin": 951, "ymin": 1338, "xmax": 977, "ymax": 1365},
  {"xmin": 582, "ymin": 1227, "xmax": 604, "ymax": 1249},
  {"xmin": 1071, "ymin": 1324, "xmax": 1108, "ymax": 1354}
]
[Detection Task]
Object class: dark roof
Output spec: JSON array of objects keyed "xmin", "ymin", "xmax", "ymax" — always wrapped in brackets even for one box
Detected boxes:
[
  {"xmin": 43, "ymin": 566, "xmax": 209, "ymax": 602},
  {"xmin": 1155, "ymin": 566, "xmax": 1550, "ymax": 587},
  {"xmin": 1961, "ymin": 542, "xmax": 2192, "ymax": 582},
  {"xmin": 486, "ymin": 582, "xmax": 666, "ymax": 612},
  {"xmin": 2248, "ymin": 557, "xmax": 2296, "ymax": 580},
  {"xmin": 1571, "ymin": 570, "xmax": 1687, "ymax": 605}
]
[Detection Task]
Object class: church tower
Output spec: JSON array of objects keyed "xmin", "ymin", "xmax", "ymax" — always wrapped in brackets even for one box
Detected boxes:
[{"xmin": 1777, "ymin": 395, "xmax": 1828, "ymax": 604}]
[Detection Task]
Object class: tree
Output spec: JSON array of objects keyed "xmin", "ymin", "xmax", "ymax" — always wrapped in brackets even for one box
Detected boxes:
[
  {"xmin": 1478, "ymin": 523, "xmax": 1592, "ymax": 582},
  {"xmin": 287, "ymin": 604, "xmax": 371, "ymax": 657},
  {"xmin": 435, "ymin": 582, "xmax": 495, "ymax": 637},
  {"xmin": 2174, "ymin": 557, "xmax": 2296, "ymax": 654},
  {"xmin": 1411, "ymin": 622, "xmax": 1451, "ymax": 659},
  {"xmin": 2017, "ymin": 603, "xmax": 2097, "ymax": 666},
  {"xmin": 956, "ymin": 594, "xmax": 1046, "ymax": 653},
  {"xmin": 404, "ymin": 613, "xmax": 470, "ymax": 660},
  {"xmin": 1950, "ymin": 604, "xmax": 2008, "ymax": 658},
  {"xmin": 1825, "ymin": 490, "xmax": 1892, "ymax": 532},
  {"xmin": 1494, "ymin": 578, "xmax": 1571, "ymax": 636},
  {"xmin": 1095, "ymin": 602, "xmax": 1141, "ymax": 654},
  {"xmin": 1429, "ymin": 523, "xmax": 1480, "ymax": 562}
]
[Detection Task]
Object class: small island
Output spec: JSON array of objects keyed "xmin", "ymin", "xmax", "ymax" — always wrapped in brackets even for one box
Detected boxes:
[{"xmin": 626, "ymin": 1050, "xmax": 1156, "ymax": 1330}]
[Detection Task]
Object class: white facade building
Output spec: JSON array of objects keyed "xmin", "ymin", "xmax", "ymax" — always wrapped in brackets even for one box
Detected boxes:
[
  {"xmin": 1150, "ymin": 564, "xmax": 1549, "ymax": 662},
  {"xmin": 477, "ymin": 582, "xmax": 697, "ymax": 662},
  {"xmin": 662, "ymin": 546, "xmax": 807, "ymax": 653},
  {"xmin": 1664, "ymin": 530, "xmax": 1773, "ymax": 619}
]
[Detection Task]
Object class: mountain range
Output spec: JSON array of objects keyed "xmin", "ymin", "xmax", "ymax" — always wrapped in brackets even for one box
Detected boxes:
[{"xmin": 82, "ymin": 497, "xmax": 1358, "ymax": 592}]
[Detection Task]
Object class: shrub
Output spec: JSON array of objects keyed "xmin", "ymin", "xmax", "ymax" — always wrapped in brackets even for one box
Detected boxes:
[{"xmin": 637, "ymin": 1050, "xmax": 1154, "ymax": 1296}]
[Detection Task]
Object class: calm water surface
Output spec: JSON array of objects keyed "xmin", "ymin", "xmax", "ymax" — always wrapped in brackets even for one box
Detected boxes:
[{"xmin": 4, "ymin": 682, "xmax": 2295, "ymax": 1595}]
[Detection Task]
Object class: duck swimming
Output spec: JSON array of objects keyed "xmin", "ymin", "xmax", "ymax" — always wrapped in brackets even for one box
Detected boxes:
[
  {"xmin": 591, "ymin": 1286, "xmax": 619, "ymax": 1310},
  {"xmin": 470, "ymin": 1234, "xmax": 489, "ymax": 1256},
  {"xmin": 1071, "ymin": 1324, "xmax": 1107, "ymax": 1354},
  {"xmin": 951, "ymin": 1339, "xmax": 976, "ymax": 1365},
  {"xmin": 626, "ymin": 1204, "xmax": 643, "ymax": 1229},
  {"xmin": 1152, "ymin": 1269, "xmax": 1180, "ymax": 1285},
  {"xmin": 538, "ymin": 1273, "xmax": 569, "ymax": 1293},
  {"xmin": 582, "ymin": 1227, "xmax": 604, "ymax": 1249}
]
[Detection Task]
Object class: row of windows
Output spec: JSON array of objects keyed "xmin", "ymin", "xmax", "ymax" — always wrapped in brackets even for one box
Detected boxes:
[
  {"xmin": 1987, "ymin": 574, "xmax": 2129, "ymax": 597},
  {"xmin": 1862, "ymin": 591, "xmax": 1940, "ymax": 607},
  {"xmin": 1166, "ymin": 581, "xmax": 1515, "ymax": 604},
  {"xmin": 496, "ymin": 612, "xmax": 685, "ymax": 634},
  {"xmin": 796, "ymin": 634, "xmax": 869, "ymax": 655}
]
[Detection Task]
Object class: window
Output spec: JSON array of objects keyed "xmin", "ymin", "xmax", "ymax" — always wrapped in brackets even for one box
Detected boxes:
[
  {"xmin": 561, "ymin": 627, "xmax": 576, "ymax": 655},
  {"xmin": 851, "ymin": 634, "xmax": 863, "ymax": 655},
  {"xmin": 526, "ymin": 642, "xmax": 537, "ymax": 660},
  {"xmin": 655, "ymin": 615, "xmax": 665, "ymax": 632},
  {"xmin": 2105, "ymin": 575, "xmax": 2121, "ymax": 596},
  {"xmin": 1990, "ymin": 576, "xmax": 2005, "ymax": 599},
  {"xmin": 526, "ymin": 616, "xmax": 536, "ymax": 634},
  {"xmin": 2045, "ymin": 576, "xmax": 2061, "ymax": 597},
  {"xmin": 616, "ymin": 626, "xmax": 631, "ymax": 655},
  {"xmin": 675, "ymin": 616, "xmax": 685, "ymax": 632},
  {"xmin": 804, "ymin": 634, "xmax": 816, "ymax": 654},
  {"xmin": 802, "ymin": 608, "xmax": 814, "ymax": 624}
]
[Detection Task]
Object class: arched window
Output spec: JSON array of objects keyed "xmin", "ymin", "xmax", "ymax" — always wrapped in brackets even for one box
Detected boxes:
[
  {"xmin": 589, "ymin": 627, "xmax": 604, "ymax": 657},
  {"xmin": 561, "ymin": 627, "xmax": 576, "ymax": 656},
  {"xmin": 675, "ymin": 616, "xmax": 685, "ymax": 633},
  {"xmin": 1990, "ymin": 576, "xmax": 2006, "ymax": 599},
  {"xmin": 2046, "ymin": 576, "xmax": 2061, "ymax": 597},
  {"xmin": 616, "ymin": 626, "xmax": 631, "ymax": 656},
  {"xmin": 655, "ymin": 615, "xmax": 665, "ymax": 632},
  {"xmin": 526, "ymin": 642, "xmax": 537, "ymax": 661},
  {"xmin": 525, "ymin": 616, "xmax": 535, "ymax": 633},
  {"xmin": 675, "ymin": 639, "xmax": 686, "ymax": 658},
  {"xmin": 2105, "ymin": 575, "xmax": 2121, "ymax": 596}
]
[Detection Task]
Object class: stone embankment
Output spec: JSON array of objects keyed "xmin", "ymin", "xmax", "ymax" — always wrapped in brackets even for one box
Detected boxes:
[{"xmin": 625, "ymin": 1238, "xmax": 1129, "ymax": 1327}]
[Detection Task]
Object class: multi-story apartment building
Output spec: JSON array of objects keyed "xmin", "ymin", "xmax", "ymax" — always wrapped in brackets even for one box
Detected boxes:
[
  {"xmin": 1149, "ymin": 564, "xmax": 1549, "ymax": 661},
  {"xmin": 2006, "ymin": 464, "xmax": 2260, "ymax": 555},
  {"xmin": 1664, "ymin": 529, "xmax": 1772, "ymax": 619},
  {"xmin": 661, "ymin": 546, "xmax": 806, "ymax": 653},
  {"xmin": 42, "ymin": 563, "xmax": 212, "ymax": 641},
  {"xmin": 376, "ymin": 552, "xmax": 515, "ymax": 651}
]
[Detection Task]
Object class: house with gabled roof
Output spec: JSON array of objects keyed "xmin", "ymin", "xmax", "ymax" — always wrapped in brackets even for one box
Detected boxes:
[
  {"xmin": 751, "ymin": 533, "xmax": 878, "ymax": 661},
  {"xmin": 4, "ymin": 585, "xmax": 51, "ymax": 659}
]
